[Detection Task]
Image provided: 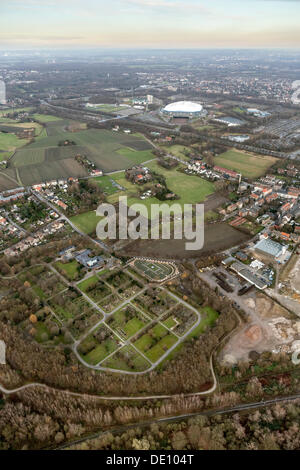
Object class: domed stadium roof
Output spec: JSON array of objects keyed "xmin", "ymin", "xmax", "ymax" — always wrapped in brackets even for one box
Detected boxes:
[{"xmin": 163, "ymin": 101, "xmax": 203, "ymax": 114}]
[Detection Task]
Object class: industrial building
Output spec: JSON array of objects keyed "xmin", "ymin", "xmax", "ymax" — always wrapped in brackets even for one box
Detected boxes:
[{"xmin": 254, "ymin": 238, "xmax": 286, "ymax": 259}]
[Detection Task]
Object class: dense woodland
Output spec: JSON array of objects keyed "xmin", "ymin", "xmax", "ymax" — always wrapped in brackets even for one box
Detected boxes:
[{"xmin": 66, "ymin": 402, "xmax": 300, "ymax": 451}]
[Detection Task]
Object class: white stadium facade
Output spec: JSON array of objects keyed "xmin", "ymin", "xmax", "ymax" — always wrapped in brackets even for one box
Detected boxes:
[{"xmin": 162, "ymin": 101, "xmax": 203, "ymax": 119}]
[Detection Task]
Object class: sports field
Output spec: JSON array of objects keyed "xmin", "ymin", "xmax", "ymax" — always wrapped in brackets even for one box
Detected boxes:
[
  {"xmin": 214, "ymin": 149, "xmax": 278, "ymax": 179},
  {"xmin": 87, "ymin": 104, "xmax": 125, "ymax": 113},
  {"xmin": 133, "ymin": 259, "xmax": 175, "ymax": 281}
]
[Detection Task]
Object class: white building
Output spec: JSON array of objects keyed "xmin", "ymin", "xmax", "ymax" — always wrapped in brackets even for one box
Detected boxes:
[{"xmin": 0, "ymin": 80, "xmax": 6, "ymax": 105}]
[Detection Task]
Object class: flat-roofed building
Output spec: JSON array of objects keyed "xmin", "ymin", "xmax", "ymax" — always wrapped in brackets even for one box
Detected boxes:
[{"xmin": 254, "ymin": 238, "xmax": 285, "ymax": 259}]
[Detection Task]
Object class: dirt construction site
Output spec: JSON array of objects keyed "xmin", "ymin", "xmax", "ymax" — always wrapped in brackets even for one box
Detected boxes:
[
  {"xmin": 221, "ymin": 291, "xmax": 300, "ymax": 365},
  {"xmin": 289, "ymin": 255, "xmax": 300, "ymax": 295}
]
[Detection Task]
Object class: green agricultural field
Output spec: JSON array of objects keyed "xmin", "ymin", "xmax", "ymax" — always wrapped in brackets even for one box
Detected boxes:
[
  {"xmin": 0, "ymin": 117, "xmax": 17, "ymax": 123},
  {"xmin": 33, "ymin": 114, "xmax": 63, "ymax": 123},
  {"xmin": 0, "ymin": 123, "xmax": 153, "ymax": 189},
  {"xmin": 11, "ymin": 148, "xmax": 45, "ymax": 167},
  {"xmin": 0, "ymin": 132, "xmax": 28, "ymax": 152},
  {"xmin": 27, "ymin": 128, "xmax": 152, "ymax": 171},
  {"xmin": 117, "ymin": 147, "xmax": 154, "ymax": 164},
  {"xmin": 214, "ymin": 149, "xmax": 278, "ymax": 179},
  {"xmin": 35, "ymin": 128, "xmax": 48, "ymax": 140},
  {"xmin": 70, "ymin": 210, "xmax": 103, "ymax": 235}
]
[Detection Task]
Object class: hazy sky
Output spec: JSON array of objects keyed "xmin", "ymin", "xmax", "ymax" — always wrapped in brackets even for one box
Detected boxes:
[{"xmin": 0, "ymin": 0, "xmax": 300, "ymax": 49}]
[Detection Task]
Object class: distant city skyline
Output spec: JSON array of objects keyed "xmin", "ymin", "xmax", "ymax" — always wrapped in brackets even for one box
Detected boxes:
[{"xmin": 0, "ymin": 0, "xmax": 300, "ymax": 49}]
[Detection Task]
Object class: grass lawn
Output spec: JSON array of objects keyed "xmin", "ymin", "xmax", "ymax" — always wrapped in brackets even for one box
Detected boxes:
[
  {"xmin": 0, "ymin": 107, "xmax": 33, "ymax": 117},
  {"xmin": 102, "ymin": 345, "xmax": 151, "ymax": 372},
  {"xmin": 157, "ymin": 306, "xmax": 219, "ymax": 369},
  {"xmin": 163, "ymin": 316, "xmax": 177, "ymax": 329},
  {"xmin": 79, "ymin": 328, "xmax": 120, "ymax": 365},
  {"xmin": 70, "ymin": 210, "xmax": 103, "ymax": 235},
  {"xmin": 160, "ymin": 144, "xmax": 192, "ymax": 161},
  {"xmin": 55, "ymin": 260, "xmax": 81, "ymax": 281},
  {"xmin": 91, "ymin": 175, "xmax": 121, "ymax": 195},
  {"xmin": 124, "ymin": 317, "xmax": 146, "ymax": 337},
  {"xmin": 146, "ymin": 334, "xmax": 177, "ymax": 362},
  {"xmin": 83, "ymin": 340, "xmax": 119, "ymax": 365},
  {"xmin": 205, "ymin": 211, "xmax": 219, "ymax": 222},
  {"xmin": 233, "ymin": 107, "xmax": 246, "ymax": 114},
  {"xmin": 109, "ymin": 308, "xmax": 147, "ymax": 339},
  {"xmin": 214, "ymin": 149, "xmax": 278, "ymax": 179},
  {"xmin": 0, "ymin": 151, "xmax": 13, "ymax": 162},
  {"xmin": 148, "ymin": 161, "xmax": 215, "ymax": 205},
  {"xmin": 194, "ymin": 125, "xmax": 215, "ymax": 131},
  {"xmin": 134, "ymin": 323, "xmax": 177, "ymax": 362},
  {"xmin": 189, "ymin": 307, "xmax": 219, "ymax": 337},
  {"xmin": 78, "ymin": 274, "xmax": 99, "ymax": 292},
  {"xmin": 87, "ymin": 104, "xmax": 125, "ymax": 113}
]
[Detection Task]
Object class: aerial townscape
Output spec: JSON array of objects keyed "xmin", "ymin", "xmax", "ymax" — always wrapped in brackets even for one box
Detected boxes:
[{"xmin": 1, "ymin": 0, "xmax": 300, "ymax": 456}]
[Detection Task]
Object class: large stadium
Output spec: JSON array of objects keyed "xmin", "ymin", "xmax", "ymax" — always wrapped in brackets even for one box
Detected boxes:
[{"xmin": 162, "ymin": 101, "xmax": 203, "ymax": 119}]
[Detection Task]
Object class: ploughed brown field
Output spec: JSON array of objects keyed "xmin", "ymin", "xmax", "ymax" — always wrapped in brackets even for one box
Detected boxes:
[{"xmin": 119, "ymin": 223, "xmax": 251, "ymax": 260}]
